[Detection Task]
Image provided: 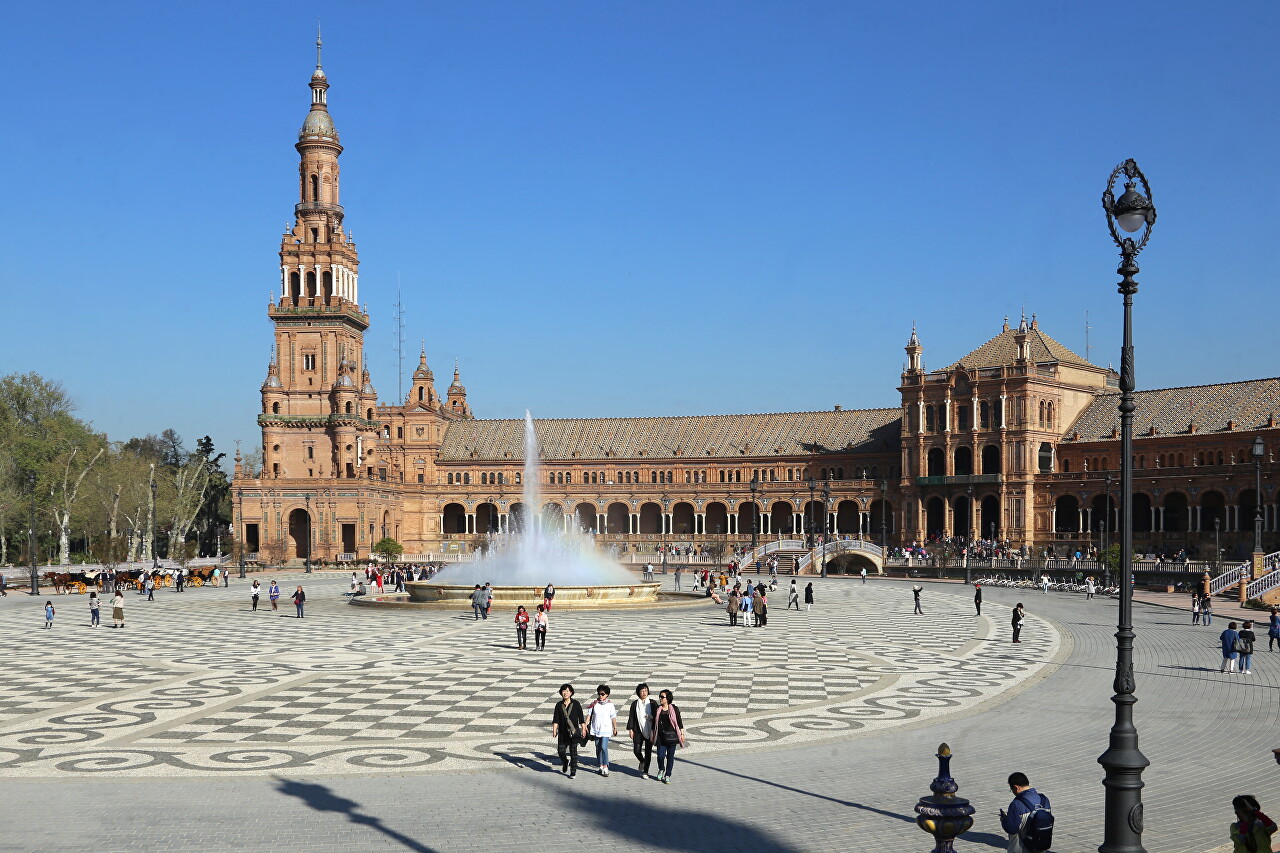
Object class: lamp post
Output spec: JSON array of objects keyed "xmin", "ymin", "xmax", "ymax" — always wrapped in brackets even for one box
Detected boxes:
[
  {"xmin": 28, "ymin": 472, "xmax": 38, "ymax": 595},
  {"xmin": 1252, "ymin": 436, "xmax": 1265, "ymax": 556},
  {"xmin": 806, "ymin": 477, "xmax": 817, "ymax": 549},
  {"xmin": 1099, "ymin": 157, "xmax": 1155, "ymax": 853},
  {"xmin": 150, "ymin": 479, "xmax": 160, "ymax": 570},
  {"xmin": 1213, "ymin": 517, "xmax": 1221, "ymax": 574},
  {"xmin": 820, "ymin": 482, "xmax": 831, "ymax": 578},
  {"xmin": 661, "ymin": 494, "xmax": 670, "ymax": 575},
  {"xmin": 304, "ymin": 494, "xmax": 312, "ymax": 573},
  {"xmin": 237, "ymin": 489, "xmax": 247, "ymax": 578},
  {"xmin": 749, "ymin": 475, "xmax": 759, "ymax": 552},
  {"xmin": 965, "ymin": 485, "xmax": 974, "ymax": 584}
]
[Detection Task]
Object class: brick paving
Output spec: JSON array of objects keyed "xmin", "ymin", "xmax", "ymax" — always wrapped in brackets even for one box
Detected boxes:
[{"xmin": 0, "ymin": 576, "xmax": 1277, "ymax": 852}]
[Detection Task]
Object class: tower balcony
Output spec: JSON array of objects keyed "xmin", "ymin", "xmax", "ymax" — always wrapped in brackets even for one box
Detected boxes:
[
  {"xmin": 914, "ymin": 474, "xmax": 1002, "ymax": 487},
  {"xmin": 295, "ymin": 201, "xmax": 344, "ymax": 216}
]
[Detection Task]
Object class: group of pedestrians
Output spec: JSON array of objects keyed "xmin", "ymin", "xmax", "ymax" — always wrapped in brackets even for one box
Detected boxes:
[
  {"xmin": 552, "ymin": 683, "xmax": 685, "ymax": 783},
  {"xmin": 513, "ymin": 605, "xmax": 549, "ymax": 650}
]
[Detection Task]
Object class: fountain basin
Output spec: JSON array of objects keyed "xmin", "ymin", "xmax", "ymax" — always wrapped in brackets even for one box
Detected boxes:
[{"xmin": 405, "ymin": 581, "xmax": 662, "ymax": 609}]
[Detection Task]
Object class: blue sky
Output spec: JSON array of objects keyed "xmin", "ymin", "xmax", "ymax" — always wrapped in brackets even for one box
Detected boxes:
[{"xmin": 3, "ymin": 1, "xmax": 1278, "ymax": 460}]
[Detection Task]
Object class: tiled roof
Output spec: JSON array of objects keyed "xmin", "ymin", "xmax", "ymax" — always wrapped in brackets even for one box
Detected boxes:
[
  {"xmin": 439, "ymin": 409, "xmax": 902, "ymax": 462},
  {"xmin": 948, "ymin": 327, "xmax": 1092, "ymax": 370},
  {"xmin": 1066, "ymin": 377, "xmax": 1280, "ymax": 441}
]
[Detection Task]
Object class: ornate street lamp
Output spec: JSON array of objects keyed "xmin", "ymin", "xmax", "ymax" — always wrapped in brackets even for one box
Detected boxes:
[
  {"xmin": 806, "ymin": 477, "xmax": 817, "ymax": 549},
  {"xmin": 820, "ymin": 482, "xmax": 831, "ymax": 578},
  {"xmin": 150, "ymin": 479, "xmax": 160, "ymax": 571},
  {"xmin": 749, "ymin": 474, "xmax": 759, "ymax": 552},
  {"xmin": 304, "ymin": 493, "xmax": 312, "ymax": 573},
  {"xmin": 28, "ymin": 472, "xmax": 38, "ymax": 595},
  {"xmin": 1214, "ymin": 517, "xmax": 1221, "ymax": 575},
  {"xmin": 1099, "ymin": 157, "xmax": 1156, "ymax": 853},
  {"xmin": 965, "ymin": 485, "xmax": 974, "ymax": 584},
  {"xmin": 1253, "ymin": 436, "xmax": 1265, "ymax": 556},
  {"xmin": 661, "ymin": 493, "xmax": 670, "ymax": 574},
  {"xmin": 880, "ymin": 479, "xmax": 889, "ymax": 556}
]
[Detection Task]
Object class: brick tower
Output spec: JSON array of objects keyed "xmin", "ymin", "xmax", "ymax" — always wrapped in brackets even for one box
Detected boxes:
[{"xmin": 259, "ymin": 33, "xmax": 380, "ymax": 489}]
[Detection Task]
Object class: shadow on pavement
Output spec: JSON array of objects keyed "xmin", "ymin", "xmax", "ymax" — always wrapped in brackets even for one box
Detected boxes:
[{"xmin": 274, "ymin": 778, "xmax": 439, "ymax": 852}]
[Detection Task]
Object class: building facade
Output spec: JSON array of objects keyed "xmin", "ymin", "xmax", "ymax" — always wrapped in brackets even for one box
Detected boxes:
[{"xmin": 231, "ymin": 57, "xmax": 1279, "ymax": 567}]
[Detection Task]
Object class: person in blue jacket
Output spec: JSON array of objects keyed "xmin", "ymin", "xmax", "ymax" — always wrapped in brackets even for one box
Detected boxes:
[
  {"xmin": 1220, "ymin": 621, "xmax": 1241, "ymax": 674},
  {"xmin": 1000, "ymin": 772, "xmax": 1050, "ymax": 852}
]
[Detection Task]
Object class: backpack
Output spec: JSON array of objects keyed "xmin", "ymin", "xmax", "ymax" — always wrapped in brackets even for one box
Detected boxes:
[{"xmin": 1016, "ymin": 793, "xmax": 1053, "ymax": 852}]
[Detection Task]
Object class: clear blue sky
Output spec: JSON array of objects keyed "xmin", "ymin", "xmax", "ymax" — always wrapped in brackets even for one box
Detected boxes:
[{"xmin": 3, "ymin": 1, "xmax": 1278, "ymax": 460}]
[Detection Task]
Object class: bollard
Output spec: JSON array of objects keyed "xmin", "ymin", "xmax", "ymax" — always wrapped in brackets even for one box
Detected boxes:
[{"xmin": 915, "ymin": 743, "xmax": 975, "ymax": 853}]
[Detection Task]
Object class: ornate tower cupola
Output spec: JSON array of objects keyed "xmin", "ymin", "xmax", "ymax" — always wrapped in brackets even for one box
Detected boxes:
[
  {"xmin": 446, "ymin": 362, "xmax": 473, "ymax": 419},
  {"xmin": 905, "ymin": 322, "xmax": 924, "ymax": 374},
  {"xmin": 1014, "ymin": 312, "xmax": 1030, "ymax": 362},
  {"xmin": 409, "ymin": 346, "xmax": 439, "ymax": 409}
]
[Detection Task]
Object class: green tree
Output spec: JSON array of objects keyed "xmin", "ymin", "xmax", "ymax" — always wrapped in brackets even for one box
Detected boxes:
[{"xmin": 372, "ymin": 537, "xmax": 404, "ymax": 563}]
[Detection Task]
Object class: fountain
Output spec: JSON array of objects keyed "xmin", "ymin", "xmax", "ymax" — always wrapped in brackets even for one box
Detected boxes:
[{"xmin": 403, "ymin": 412, "xmax": 663, "ymax": 608}]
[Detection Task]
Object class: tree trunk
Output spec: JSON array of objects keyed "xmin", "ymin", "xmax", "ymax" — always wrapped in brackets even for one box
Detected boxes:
[
  {"xmin": 143, "ymin": 464, "xmax": 155, "ymax": 563},
  {"xmin": 57, "ymin": 509, "xmax": 71, "ymax": 565}
]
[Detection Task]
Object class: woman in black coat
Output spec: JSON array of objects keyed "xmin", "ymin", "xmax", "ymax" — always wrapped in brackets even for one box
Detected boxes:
[
  {"xmin": 551, "ymin": 683, "xmax": 585, "ymax": 777},
  {"xmin": 803, "ymin": 582, "xmax": 814, "ymax": 612}
]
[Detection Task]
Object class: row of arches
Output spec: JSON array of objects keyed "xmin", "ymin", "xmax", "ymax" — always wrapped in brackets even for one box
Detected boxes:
[
  {"xmin": 1053, "ymin": 489, "xmax": 1273, "ymax": 533},
  {"xmin": 926, "ymin": 445, "xmax": 1004, "ymax": 476},
  {"xmin": 921, "ymin": 495, "xmax": 1002, "ymax": 540},
  {"xmin": 441, "ymin": 499, "xmax": 897, "ymax": 536}
]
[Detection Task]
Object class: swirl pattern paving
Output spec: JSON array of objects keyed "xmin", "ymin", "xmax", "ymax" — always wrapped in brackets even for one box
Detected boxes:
[{"xmin": 0, "ymin": 575, "xmax": 1060, "ymax": 777}]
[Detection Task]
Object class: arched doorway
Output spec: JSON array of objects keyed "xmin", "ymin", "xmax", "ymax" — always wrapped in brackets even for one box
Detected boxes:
[
  {"xmin": 476, "ymin": 503, "xmax": 499, "ymax": 536},
  {"xmin": 575, "ymin": 502, "xmax": 598, "ymax": 533},
  {"xmin": 442, "ymin": 503, "xmax": 466, "ymax": 535},
  {"xmin": 770, "ymin": 501, "xmax": 794, "ymax": 534},
  {"xmin": 954, "ymin": 446, "xmax": 973, "ymax": 476},
  {"xmin": 980, "ymin": 495, "xmax": 999, "ymax": 540},
  {"xmin": 638, "ymin": 503, "xmax": 662, "ymax": 534},
  {"xmin": 982, "ymin": 444, "xmax": 1001, "ymax": 475},
  {"xmin": 705, "ymin": 502, "xmax": 728, "ymax": 536},
  {"xmin": 926, "ymin": 497, "xmax": 945, "ymax": 538},
  {"xmin": 1239, "ymin": 489, "xmax": 1259, "ymax": 533},
  {"xmin": 1162, "ymin": 492, "xmax": 1188, "ymax": 532},
  {"xmin": 952, "ymin": 495, "xmax": 972, "ymax": 540},
  {"xmin": 1090, "ymin": 494, "xmax": 1110, "ymax": 538},
  {"xmin": 927, "ymin": 447, "xmax": 944, "ymax": 476},
  {"xmin": 869, "ymin": 499, "xmax": 893, "ymax": 541},
  {"xmin": 1201, "ymin": 491, "xmax": 1226, "ymax": 532},
  {"xmin": 287, "ymin": 508, "xmax": 311, "ymax": 560},
  {"xmin": 803, "ymin": 501, "xmax": 827, "ymax": 539},
  {"xmin": 672, "ymin": 502, "xmax": 696, "ymax": 535},
  {"xmin": 1131, "ymin": 494, "xmax": 1152, "ymax": 532},
  {"xmin": 735, "ymin": 501, "xmax": 759, "ymax": 538},
  {"xmin": 508, "ymin": 502, "xmax": 527, "ymax": 533},
  {"xmin": 1054, "ymin": 496, "xmax": 1080, "ymax": 532},
  {"xmin": 606, "ymin": 502, "xmax": 629, "ymax": 534},
  {"xmin": 836, "ymin": 500, "xmax": 860, "ymax": 534}
]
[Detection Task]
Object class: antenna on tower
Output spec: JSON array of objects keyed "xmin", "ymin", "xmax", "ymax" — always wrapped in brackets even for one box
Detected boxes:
[
  {"xmin": 1085, "ymin": 310, "xmax": 1093, "ymax": 364},
  {"xmin": 393, "ymin": 275, "xmax": 406, "ymax": 401}
]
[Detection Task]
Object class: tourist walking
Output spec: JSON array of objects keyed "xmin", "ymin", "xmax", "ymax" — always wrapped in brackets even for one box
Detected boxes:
[
  {"xmin": 912, "ymin": 584, "xmax": 923, "ymax": 615},
  {"xmin": 111, "ymin": 590, "xmax": 125, "ymax": 628},
  {"xmin": 804, "ymin": 582, "xmax": 814, "ymax": 612},
  {"xmin": 43, "ymin": 600, "xmax": 55, "ymax": 629},
  {"xmin": 1000, "ymin": 772, "xmax": 1052, "ymax": 853},
  {"xmin": 543, "ymin": 583, "xmax": 555, "ymax": 612},
  {"xmin": 533, "ymin": 604, "xmax": 548, "ymax": 650},
  {"xmin": 145, "ymin": 575, "xmax": 155, "ymax": 602},
  {"xmin": 1220, "ymin": 621, "xmax": 1241, "ymax": 673},
  {"xmin": 650, "ymin": 689, "xmax": 686, "ymax": 784},
  {"xmin": 1192, "ymin": 597, "xmax": 1201, "ymax": 625},
  {"xmin": 1040, "ymin": 574, "xmax": 1050, "ymax": 595},
  {"xmin": 674, "ymin": 567, "xmax": 682, "ymax": 591},
  {"xmin": 483, "ymin": 583, "xmax": 494, "ymax": 618},
  {"xmin": 292, "ymin": 585, "xmax": 306, "ymax": 618},
  {"xmin": 470, "ymin": 584, "xmax": 487, "ymax": 620},
  {"xmin": 1268, "ymin": 607, "xmax": 1280, "ymax": 652},
  {"xmin": 1202, "ymin": 595, "xmax": 1214, "ymax": 626},
  {"xmin": 211, "ymin": 567, "xmax": 220, "ymax": 588},
  {"xmin": 787, "ymin": 579, "xmax": 800, "ymax": 610},
  {"xmin": 250, "ymin": 580, "xmax": 261, "ymax": 611},
  {"xmin": 974, "ymin": 583, "xmax": 983, "ymax": 617},
  {"xmin": 1229, "ymin": 795, "xmax": 1277, "ymax": 853},
  {"xmin": 585, "ymin": 684, "xmax": 618, "ymax": 776},
  {"xmin": 514, "ymin": 605, "xmax": 529, "ymax": 650},
  {"xmin": 726, "ymin": 587, "xmax": 740, "ymax": 626},
  {"xmin": 88, "ymin": 591, "xmax": 100, "ymax": 627},
  {"xmin": 350, "ymin": 571, "xmax": 360, "ymax": 594},
  {"xmin": 269, "ymin": 580, "xmax": 280, "ymax": 611},
  {"xmin": 1238, "ymin": 621, "xmax": 1256, "ymax": 674},
  {"xmin": 741, "ymin": 585, "xmax": 753, "ymax": 627},
  {"xmin": 1012, "ymin": 603, "xmax": 1025, "ymax": 643},
  {"xmin": 626, "ymin": 683, "xmax": 658, "ymax": 778},
  {"xmin": 551, "ymin": 683, "xmax": 585, "ymax": 778},
  {"xmin": 1085, "ymin": 576, "xmax": 1095, "ymax": 600},
  {"xmin": 223, "ymin": 567, "xmax": 229, "ymax": 587},
  {"xmin": 860, "ymin": 566, "xmax": 867, "ymax": 584},
  {"xmin": 756, "ymin": 586, "xmax": 768, "ymax": 627}
]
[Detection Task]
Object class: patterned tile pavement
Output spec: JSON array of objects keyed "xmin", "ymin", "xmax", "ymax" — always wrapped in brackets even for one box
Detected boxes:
[{"xmin": 1, "ymin": 574, "xmax": 1276, "ymax": 853}]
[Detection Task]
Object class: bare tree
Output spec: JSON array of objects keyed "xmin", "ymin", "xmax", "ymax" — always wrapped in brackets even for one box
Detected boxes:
[
  {"xmin": 53, "ymin": 445, "xmax": 105, "ymax": 565},
  {"xmin": 167, "ymin": 456, "xmax": 211, "ymax": 559}
]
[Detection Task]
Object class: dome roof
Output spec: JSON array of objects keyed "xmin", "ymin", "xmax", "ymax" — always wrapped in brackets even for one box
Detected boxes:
[
  {"xmin": 333, "ymin": 374, "xmax": 354, "ymax": 389},
  {"xmin": 299, "ymin": 108, "xmax": 338, "ymax": 141}
]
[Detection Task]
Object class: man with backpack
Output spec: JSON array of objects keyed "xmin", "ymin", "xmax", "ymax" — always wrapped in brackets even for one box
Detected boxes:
[{"xmin": 1000, "ymin": 772, "xmax": 1052, "ymax": 852}]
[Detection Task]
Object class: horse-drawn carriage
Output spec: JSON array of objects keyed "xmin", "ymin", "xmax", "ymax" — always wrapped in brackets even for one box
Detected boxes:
[{"xmin": 42, "ymin": 569, "xmax": 105, "ymax": 594}]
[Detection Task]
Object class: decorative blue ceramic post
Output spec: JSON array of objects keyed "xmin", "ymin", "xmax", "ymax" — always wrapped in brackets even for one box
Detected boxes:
[{"xmin": 915, "ymin": 743, "xmax": 975, "ymax": 853}]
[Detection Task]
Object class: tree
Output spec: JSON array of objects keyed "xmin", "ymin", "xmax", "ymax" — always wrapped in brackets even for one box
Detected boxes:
[{"xmin": 372, "ymin": 537, "xmax": 404, "ymax": 563}]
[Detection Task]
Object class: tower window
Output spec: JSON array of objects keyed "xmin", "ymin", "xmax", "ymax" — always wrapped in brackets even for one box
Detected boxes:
[
  {"xmin": 311, "ymin": 174, "xmax": 320, "ymax": 201},
  {"xmin": 302, "ymin": 354, "xmax": 316, "ymax": 371}
]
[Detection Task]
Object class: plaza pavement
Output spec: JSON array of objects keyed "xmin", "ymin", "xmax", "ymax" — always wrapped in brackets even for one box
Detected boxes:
[{"xmin": 0, "ymin": 572, "xmax": 1276, "ymax": 852}]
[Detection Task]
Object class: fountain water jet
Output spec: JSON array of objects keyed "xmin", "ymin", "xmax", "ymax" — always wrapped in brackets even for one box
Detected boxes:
[{"xmin": 405, "ymin": 412, "xmax": 661, "ymax": 607}]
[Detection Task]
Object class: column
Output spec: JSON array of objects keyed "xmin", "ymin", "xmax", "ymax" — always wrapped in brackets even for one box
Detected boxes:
[
  {"xmin": 794, "ymin": 512, "xmax": 803, "ymax": 535},
  {"xmin": 917, "ymin": 400, "xmax": 925, "ymax": 435},
  {"xmin": 499, "ymin": 513, "xmax": 508, "ymax": 533},
  {"xmin": 438, "ymin": 514, "xmax": 445, "ymax": 535},
  {"xmin": 597, "ymin": 513, "xmax": 605, "ymax": 534},
  {"xmin": 1000, "ymin": 394, "xmax": 1007, "ymax": 428},
  {"xmin": 696, "ymin": 513, "xmax": 705, "ymax": 534},
  {"xmin": 944, "ymin": 398, "xmax": 951, "ymax": 432},
  {"xmin": 1079, "ymin": 508, "xmax": 1085, "ymax": 534},
  {"xmin": 1050, "ymin": 507, "xmax": 1056, "ymax": 534},
  {"xmin": 1194, "ymin": 506, "xmax": 1201, "ymax": 532},
  {"xmin": 466, "ymin": 513, "xmax": 476, "ymax": 534},
  {"xmin": 1149, "ymin": 506, "xmax": 1156, "ymax": 532}
]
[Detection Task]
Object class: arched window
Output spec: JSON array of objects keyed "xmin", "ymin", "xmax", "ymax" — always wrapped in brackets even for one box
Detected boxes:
[
  {"xmin": 836, "ymin": 467, "xmax": 844, "ymax": 479},
  {"xmin": 289, "ymin": 271, "xmax": 301, "ymax": 303},
  {"xmin": 1037, "ymin": 442, "xmax": 1054, "ymax": 473},
  {"xmin": 271, "ymin": 402, "xmax": 280, "ymax": 414},
  {"xmin": 980, "ymin": 401, "xmax": 990, "ymax": 429},
  {"xmin": 1062, "ymin": 459, "xmax": 1071, "ymax": 473},
  {"xmin": 311, "ymin": 174, "xmax": 320, "ymax": 201},
  {"xmin": 925, "ymin": 406, "xmax": 936, "ymax": 432},
  {"xmin": 418, "ymin": 387, "xmax": 424, "ymax": 402},
  {"xmin": 343, "ymin": 401, "xmax": 352, "ymax": 414},
  {"xmin": 367, "ymin": 409, "xmax": 374, "ymax": 420}
]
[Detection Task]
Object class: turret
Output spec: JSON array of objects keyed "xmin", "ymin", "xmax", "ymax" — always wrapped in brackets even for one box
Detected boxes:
[
  {"xmin": 408, "ymin": 346, "xmax": 439, "ymax": 409},
  {"xmin": 446, "ymin": 361, "xmax": 472, "ymax": 419},
  {"xmin": 905, "ymin": 322, "xmax": 923, "ymax": 374}
]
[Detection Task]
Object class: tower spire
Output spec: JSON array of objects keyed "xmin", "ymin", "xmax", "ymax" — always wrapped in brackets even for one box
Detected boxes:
[{"xmin": 316, "ymin": 22, "xmax": 323, "ymax": 72}]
